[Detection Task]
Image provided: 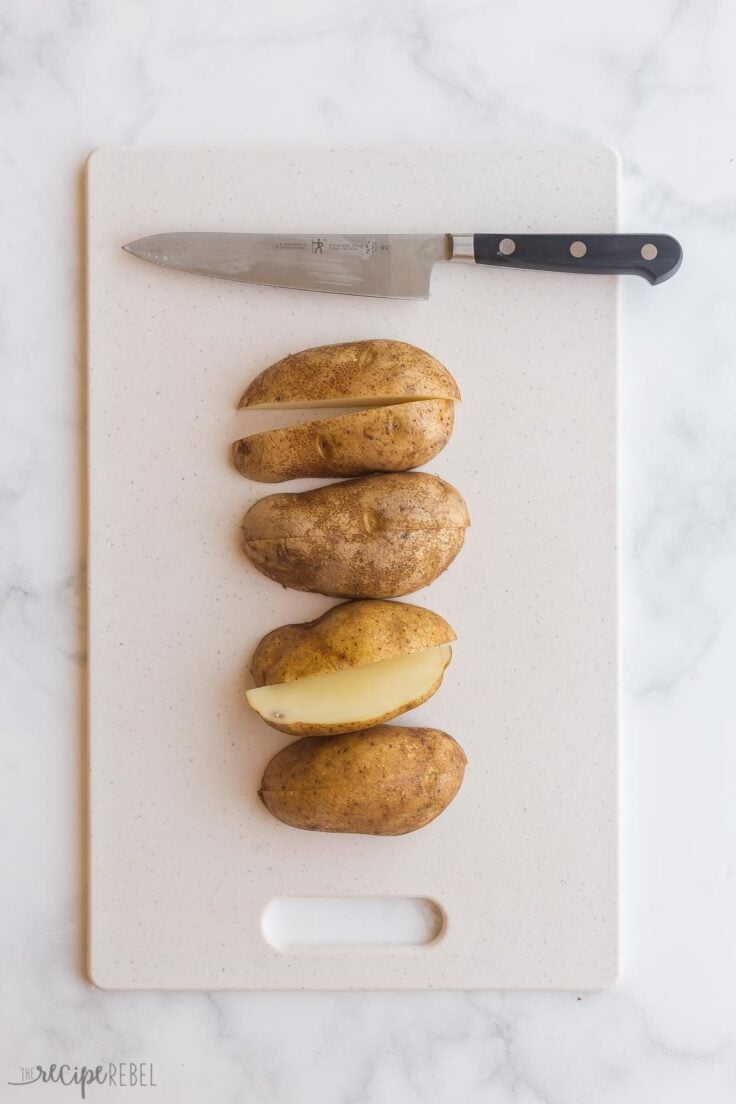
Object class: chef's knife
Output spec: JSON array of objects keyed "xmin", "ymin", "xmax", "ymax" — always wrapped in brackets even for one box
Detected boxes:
[{"xmin": 122, "ymin": 232, "xmax": 682, "ymax": 299}]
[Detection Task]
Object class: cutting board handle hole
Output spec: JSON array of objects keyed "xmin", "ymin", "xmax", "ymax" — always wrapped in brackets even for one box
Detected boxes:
[{"xmin": 262, "ymin": 896, "xmax": 445, "ymax": 949}]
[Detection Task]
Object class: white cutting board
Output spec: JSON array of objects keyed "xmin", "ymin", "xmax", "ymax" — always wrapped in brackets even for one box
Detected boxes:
[{"xmin": 87, "ymin": 145, "xmax": 618, "ymax": 990}]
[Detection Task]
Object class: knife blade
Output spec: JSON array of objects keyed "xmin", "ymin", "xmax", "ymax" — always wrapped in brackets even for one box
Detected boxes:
[{"xmin": 122, "ymin": 231, "xmax": 682, "ymax": 298}]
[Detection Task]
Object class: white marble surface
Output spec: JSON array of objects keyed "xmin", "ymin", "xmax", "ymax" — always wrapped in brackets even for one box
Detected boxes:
[{"xmin": 1, "ymin": 0, "xmax": 734, "ymax": 1100}]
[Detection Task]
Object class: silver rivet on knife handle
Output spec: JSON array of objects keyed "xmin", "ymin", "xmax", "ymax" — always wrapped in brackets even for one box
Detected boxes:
[{"xmin": 450, "ymin": 234, "xmax": 475, "ymax": 261}]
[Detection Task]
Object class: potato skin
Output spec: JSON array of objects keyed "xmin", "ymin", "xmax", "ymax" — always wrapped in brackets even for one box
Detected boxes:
[
  {"xmin": 240, "ymin": 339, "xmax": 461, "ymax": 407},
  {"xmin": 251, "ymin": 599, "xmax": 456, "ymax": 686},
  {"xmin": 241, "ymin": 472, "xmax": 470, "ymax": 598},
  {"xmin": 233, "ymin": 399, "xmax": 454, "ymax": 482},
  {"xmin": 259, "ymin": 725, "xmax": 467, "ymax": 835}
]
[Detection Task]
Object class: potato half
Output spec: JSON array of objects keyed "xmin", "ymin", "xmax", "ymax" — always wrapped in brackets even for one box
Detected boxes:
[
  {"xmin": 239, "ymin": 339, "xmax": 460, "ymax": 409},
  {"xmin": 241, "ymin": 472, "xmax": 470, "ymax": 598},
  {"xmin": 233, "ymin": 398, "xmax": 454, "ymax": 482},
  {"xmin": 247, "ymin": 598, "xmax": 455, "ymax": 735},
  {"xmin": 259, "ymin": 725, "xmax": 467, "ymax": 835}
]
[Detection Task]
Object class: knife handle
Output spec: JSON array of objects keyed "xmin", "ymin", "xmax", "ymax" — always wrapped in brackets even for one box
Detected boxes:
[{"xmin": 458, "ymin": 234, "xmax": 682, "ymax": 284}]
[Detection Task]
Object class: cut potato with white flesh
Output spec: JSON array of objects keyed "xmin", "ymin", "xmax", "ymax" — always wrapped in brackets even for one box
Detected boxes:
[
  {"xmin": 246, "ymin": 643, "xmax": 452, "ymax": 736},
  {"xmin": 233, "ymin": 399, "xmax": 454, "ymax": 482},
  {"xmin": 239, "ymin": 339, "xmax": 460, "ymax": 409}
]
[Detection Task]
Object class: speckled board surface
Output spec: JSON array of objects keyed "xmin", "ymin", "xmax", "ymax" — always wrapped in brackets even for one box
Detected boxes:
[{"xmin": 87, "ymin": 145, "xmax": 618, "ymax": 990}]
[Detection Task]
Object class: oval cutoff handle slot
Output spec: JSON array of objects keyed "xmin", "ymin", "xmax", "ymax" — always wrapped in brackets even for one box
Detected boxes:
[{"xmin": 262, "ymin": 897, "xmax": 445, "ymax": 949}]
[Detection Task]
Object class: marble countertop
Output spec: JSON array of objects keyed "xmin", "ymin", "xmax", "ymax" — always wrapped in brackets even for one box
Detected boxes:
[{"xmin": 2, "ymin": 1, "xmax": 735, "ymax": 1100}]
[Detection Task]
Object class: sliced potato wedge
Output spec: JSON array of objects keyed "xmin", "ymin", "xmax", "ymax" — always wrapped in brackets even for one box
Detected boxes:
[
  {"xmin": 247, "ymin": 643, "xmax": 451, "ymax": 736},
  {"xmin": 233, "ymin": 398, "xmax": 454, "ymax": 482}
]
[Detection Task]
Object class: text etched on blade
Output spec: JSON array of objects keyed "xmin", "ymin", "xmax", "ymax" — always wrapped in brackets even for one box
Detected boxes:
[{"xmin": 274, "ymin": 238, "xmax": 388, "ymax": 258}]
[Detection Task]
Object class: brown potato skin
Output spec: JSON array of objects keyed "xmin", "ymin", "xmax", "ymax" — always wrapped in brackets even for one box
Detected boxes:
[
  {"xmin": 239, "ymin": 340, "xmax": 461, "ymax": 407},
  {"xmin": 259, "ymin": 725, "xmax": 467, "ymax": 835},
  {"xmin": 241, "ymin": 472, "xmax": 470, "ymax": 598},
  {"xmin": 251, "ymin": 599, "xmax": 455, "ymax": 686},
  {"xmin": 233, "ymin": 399, "xmax": 454, "ymax": 482}
]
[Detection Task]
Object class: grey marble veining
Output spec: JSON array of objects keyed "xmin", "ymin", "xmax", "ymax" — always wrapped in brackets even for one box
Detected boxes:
[{"xmin": 1, "ymin": 0, "xmax": 735, "ymax": 1100}]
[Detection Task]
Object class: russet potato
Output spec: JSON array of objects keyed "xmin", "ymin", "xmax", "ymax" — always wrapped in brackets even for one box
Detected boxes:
[
  {"xmin": 246, "ymin": 598, "xmax": 456, "ymax": 736},
  {"xmin": 233, "ymin": 398, "xmax": 454, "ymax": 482},
  {"xmin": 259, "ymin": 725, "xmax": 467, "ymax": 835},
  {"xmin": 241, "ymin": 472, "xmax": 470, "ymax": 598}
]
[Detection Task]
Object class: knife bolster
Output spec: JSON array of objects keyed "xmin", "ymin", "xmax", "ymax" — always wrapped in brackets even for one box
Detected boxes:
[{"xmin": 450, "ymin": 234, "xmax": 475, "ymax": 262}]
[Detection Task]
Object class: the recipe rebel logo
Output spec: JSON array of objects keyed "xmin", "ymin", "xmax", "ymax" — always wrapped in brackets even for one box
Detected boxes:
[{"xmin": 7, "ymin": 1063, "xmax": 157, "ymax": 1098}]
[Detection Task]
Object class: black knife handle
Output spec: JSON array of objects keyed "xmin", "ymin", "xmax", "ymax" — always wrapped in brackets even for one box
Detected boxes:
[{"xmin": 471, "ymin": 234, "xmax": 682, "ymax": 284}]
